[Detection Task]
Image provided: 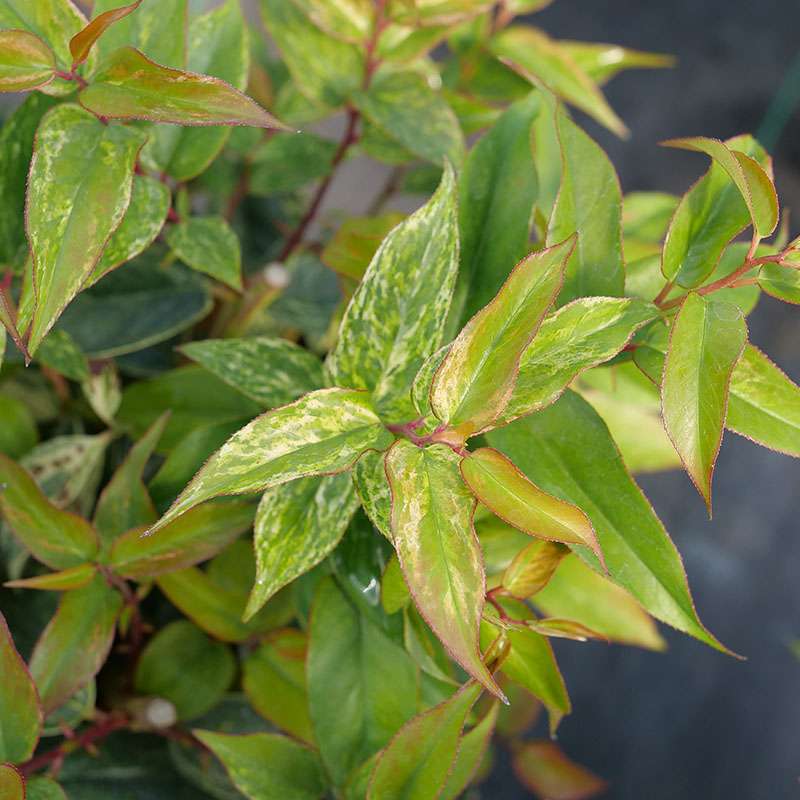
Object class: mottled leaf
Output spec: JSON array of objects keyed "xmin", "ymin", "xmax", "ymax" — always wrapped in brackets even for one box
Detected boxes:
[
  {"xmin": 69, "ymin": 0, "xmax": 142, "ymax": 67},
  {"xmin": 26, "ymin": 103, "xmax": 146, "ymax": 354},
  {"xmin": 329, "ymin": 165, "xmax": 459, "ymax": 423},
  {"xmin": 367, "ymin": 682, "xmax": 482, "ymax": 800},
  {"xmin": 662, "ymin": 293, "xmax": 747, "ymax": 510},
  {"xmin": 166, "ymin": 216, "xmax": 242, "ymax": 290},
  {"xmin": 431, "ymin": 237, "xmax": 574, "ymax": 440},
  {"xmin": 385, "ymin": 440, "xmax": 501, "ymax": 698},
  {"xmin": 29, "ymin": 573, "xmax": 122, "ymax": 712},
  {"xmin": 245, "ymin": 473, "xmax": 357, "ymax": 618},
  {"xmin": 513, "ymin": 741, "xmax": 606, "ymax": 800},
  {"xmin": 353, "ymin": 449, "xmax": 393, "ymax": 540},
  {"xmin": 353, "ymin": 70, "xmax": 464, "ymax": 165},
  {"xmin": 451, "ymin": 92, "xmax": 540, "ymax": 327},
  {"xmin": 151, "ymin": 388, "xmax": 393, "ymax": 531},
  {"xmin": 134, "ymin": 620, "xmax": 235, "ymax": 720},
  {"xmin": 321, "ymin": 213, "xmax": 405, "ymax": 281},
  {"xmin": 80, "ymin": 47, "xmax": 285, "ymax": 129},
  {"xmin": 243, "ymin": 629, "xmax": 313, "ymax": 743},
  {"xmin": 110, "ymin": 500, "xmax": 254, "ymax": 579},
  {"xmin": 493, "ymin": 25, "xmax": 627, "ymax": 137},
  {"xmin": 180, "ymin": 336, "xmax": 324, "ymax": 409},
  {"xmin": 0, "ymin": 453, "xmax": 99, "ymax": 570},
  {"xmin": 0, "ymin": 612, "xmax": 41, "ymax": 763},
  {"xmin": 502, "ymin": 540, "xmax": 569, "ymax": 600},
  {"xmin": 486, "ymin": 391, "xmax": 728, "ymax": 652},
  {"xmin": 496, "ymin": 297, "xmax": 657, "ymax": 428},
  {"xmin": 0, "ymin": 30, "xmax": 55, "ymax": 92},
  {"xmin": 309, "ymin": 577, "xmax": 418, "ymax": 787}
]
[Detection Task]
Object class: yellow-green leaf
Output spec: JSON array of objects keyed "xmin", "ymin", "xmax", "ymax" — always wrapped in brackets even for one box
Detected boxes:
[
  {"xmin": 430, "ymin": 236, "xmax": 574, "ymax": 440},
  {"xmin": 560, "ymin": 40, "xmax": 674, "ymax": 85},
  {"xmin": 0, "ymin": 30, "xmax": 55, "ymax": 92},
  {"xmin": 4, "ymin": 562, "xmax": 96, "ymax": 592},
  {"xmin": 321, "ymin": 213, "xmax": 405, "ymax": 281},
  {"xmin": 758, "ymin": 262, "xmax": 800, "ymax": 304},
  {"xmin": 385, "ymin": 440, "xmax": 502, "ymax": 699},
  {"xmin": 501, "ymin": 540, "xmax": 569, "ymax": 600},
  {"xmin": 25, "ymin": 103, "xmax": 146, "ymax": 354},
  {"xmin": 661, "ymin": 293, "xmax": 747, "ymax": 510},
  {"xmin": 0, "ymin": 764, "xmax": 24, "ymax": 800}
]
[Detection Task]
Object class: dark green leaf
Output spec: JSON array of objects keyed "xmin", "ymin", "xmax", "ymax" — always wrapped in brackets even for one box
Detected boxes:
[
  {"xmin": 249, "ymin": 133, "xmax": 338, "ymax": 195},
  {"xmin": 0, "ymin": 393, "xmax": 38, "ymax": 459}
]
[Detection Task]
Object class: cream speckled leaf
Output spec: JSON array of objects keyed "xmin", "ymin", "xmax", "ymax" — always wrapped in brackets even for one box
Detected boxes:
[
  {"xmin": 546, "ymin": 97, "xmax": 624, "ymax": 304},
  {"xmin": 352, "ymin": 70, "xmax": 465, "ymax": 165},
  {"xmin": 166, "ymin": 216, "xmax": 242, "ymax": 290},
  {"xmin": 79, "ymin": 47, "xmax": 285, "ymax": 129},
  {"xmin": 662, "ymin": 293, "xmax": 746, "ymax": 510},
  {"xmin": 245, "ymin": 473, "xmax": 358, "ymax": 619},
  {"xmin": 181, "ymin": 337, "xmax": 324, "ymax": 409},
  {"xmin": 142, "ymin": 0, "xmax": 249, "ymax": 181},
  {"xmin": 0, "ymin": 30, "xmax": 55, "ymax": 92},
  {"xmin": 494, "ymin": 297, "xmax": 658, "ymax": 428},
  {"xmin": 26, "ymin": 104, "xmax": 145, "ymax": 354},
  {"xmin": 662, "ymin": 137, "xmax": 778, "ymax": 238},
  {"xmin": 352, "ymin": 449, "xmax": 393, "ymax": 540},
  {"xmin": 385, "ymin": 440, "xmax": 502, "ymax": 699},
  {"xmin": 329, "ymin": 165, "xmax": 459, "ymax": 423},
  {"xmin": 430, "ymin": 236, "xmax": 574, "ymax": 440},
  {"xmin": 487, "ymin": 391, "xmax": 730, "ymax": 654},
  {"xmin": 87, "ymin": 176, "xmax": 170, "ymax": 287},
  {"xmin": 150, "ymin": 388, "xmax": 393, "ymax": 532}
]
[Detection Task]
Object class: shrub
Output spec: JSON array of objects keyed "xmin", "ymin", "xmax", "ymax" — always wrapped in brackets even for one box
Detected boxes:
[{"xmin": 1, "ymin": 1, "xmax": 798, "ymax": 798}]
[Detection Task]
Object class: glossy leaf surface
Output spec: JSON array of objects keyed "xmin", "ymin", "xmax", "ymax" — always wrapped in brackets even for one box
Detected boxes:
[
  {"xmin": 431, "ymin": 237, "xmax": 574, "ymax": 439},
  {"xmin": 662, "ymin": 293, "xmax": 746, "ymax": 509},
  {"xmin": 385, "ymin": 440, "xmax": 501, "ymax": 698}
]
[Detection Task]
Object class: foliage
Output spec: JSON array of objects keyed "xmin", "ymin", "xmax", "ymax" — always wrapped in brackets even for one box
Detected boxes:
[{"xmin": 0, "ymin": 1, "xmax": 798, "ymax": 798}]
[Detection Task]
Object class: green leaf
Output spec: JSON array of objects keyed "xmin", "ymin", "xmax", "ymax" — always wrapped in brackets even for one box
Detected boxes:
[
  {"xmin": 385, "ymin": 440, "xmax": 501, "ymax": 698},
  {"xmin": 0, "ymin": 30, "xmax": 55, "ymax": 92},
  {"xmin": 560, "ymin": 40, "xmax": 674, "ymax": 84},
  {"xmin": 501, "ymin": 540, "xmax": 569, "ymax": 600},
  {"xmin": 381, "ymin": 553, "xmax": 410, "ymax": 613},
  {"xmin": 88, "ymin": 176, "xmax": 171, "ymax": 286},
  {"xmin": 134, "ymin": 620, "xmax": 235, "ymax": 720},
  {"xmin": 25, "ymin": 777, "xmax": 68, "ymax": 800},
  {"xmin": 166, "ymin": 216, "xmax": 242, "ymax": 290},
  {"xmin": 259, "ymin": 0, "xmax": 364, "ymax": 108},
  {"xmin": 292, "ymin": 0, "xmax": 372, "ymax": 41},
  {"xmin": 461, "ymin": 448, "xmax": 603, "ymax": 563},
  {"xmin": 246, "ymin": 473, "xmax": 357, "ymax": 618},
  {"xmin": 0, "ymin": 611, "xmax": 41, "ymax": 763},
  {"xmin": 0, "ymin": 0, "xmax": 86, "ymax": 72},
  {"xmin": 512, "ymin": 741, "xmax": 606, "ymax": 800},
  {"xmin": 243, "ymin": 628, "xmax": 314, "ymax": 744},
  {"xmin": 249, "ymin": 132, "xmax": 339, "ymax": 196},
  {"xmin": 109, "ymin": 500, "xmax": 255, "ymax": 579},
  {"xmin": 366, "ymin": 682, "xmax": 482, "ymax": 800},
  {"xmin": 758, "ymin": 262, "xmax": 800, "ymax": 304},
  {"xmin": 439, "ymin": 703, "xmax": 498, "ymax": 800},
  {"xmin": 430, "ymin": 237, "xmax": 574, "ymax": 440},
  {"xmin": 29, "ymin": 573, "xmax": 122, "ymax": 713},
  {"xmin": 151, "ymin": 388, "xmax": 393, "ymax": 531},
  {"xmin": 194, "ymin": 731, "xmax": 327, "ymax": 800},
  {"xmin": 93, "ymin": 414, "xmax": 168, "ymax": 545},
  {"xmin": 90, "ymin": 0, "xmax": 186, "ymax": 70},
  {"xmin": 0, "ymin": 393, "xmax": 38, "ymax": 459},
  {"xmin": 661, "ymin": 293, "xmax": 747, "ymax": 510},
  {"xmin": 486, "ymin": 391, "xmax": 729, "ymax": 653},
  {"xmin": 4, "ymin": 562, "xmax": 96, "ymax": 591},
  {"xmin": 546, "ymin": 102, "xmax": 625, "ymax": 304},
  {"xmin": 352, "ymin": 70, "xmax": 465, "ymax": 165},
  {"xmin": 181, "ymin": 336, "xmax": 325, "ymax": 409},
  {"xmin": 80, "ymin": 47, "xmax": 286, "ymax": 129},
  {"xmin": 321, "ymin": 213, "xmax": 405, "ymax": 281},
  {"xmin": 35, "ymin": 330, "xmax": 89, "ymax": 382},
  {"xmin": 496, "ymin": 297, "xmax": 658, "ymax": 428},
  {"xmin": 308, "ymin": 577, "xmax": 418, "ymax": 787},
  {"xmin": 480, "ymin": 599, "xmax": 569, "ymax": 733},
  {"xmin": 623, "ymin": 191, "xmax": 679, "ymax": 242},
  {"xmin": 492, "ymin": 25, "xmax": 627, "ymax": 137},
  {"xmin": 534, "ymin": 554, "xmax": 666, "ymax": 650},
  {"xmin": 60, "ymin": 259, "xmax": 212, "ymax": 359},
  {"xmin": 142, "ymin": 0, "xmax": 248, "ymax": 180},
  {"xmin": 0, "ymin": 765, "xmax": 24, "ymax": 800},
  {"xmin": 388, "ymin": 0, "xmax": 492, "ymax": 26},
  {"xmin": 328, "ymin": 165, "xmax": 459, "ymax": 423},
  {"xmin": 0, "ymin": 453, "xmax": 99, "ymax": 570},
  {"xmin": 69, "ymin": 0, "xmax": 142, "ymax": 67},
  {"xmin": 26, "ymin": 103, "xmax": 146, "ymax": 354},
  {"xmin": 662, "ymin": 134, "xmax": 772, "ymax": 287},
  {"xmin": 450, "ymin": 92, "xmax": 540, "ymax": 327},
  {"xmin": 353, "ymin": 449, "xmax": 393, "ymax": 540},
  {"xmin": 662, "ymin": 136, "xmax": 778, "ymax": 238}
]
